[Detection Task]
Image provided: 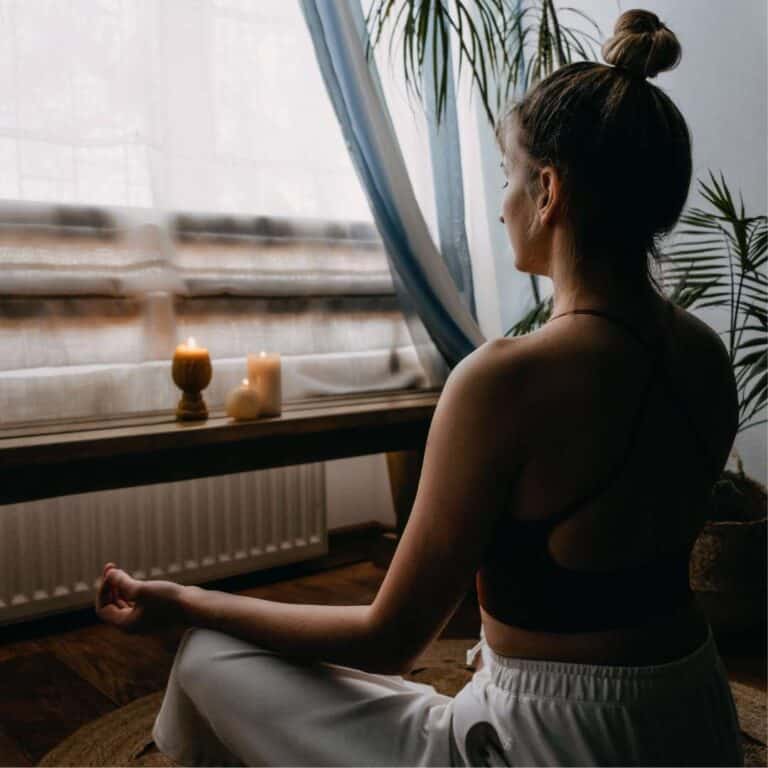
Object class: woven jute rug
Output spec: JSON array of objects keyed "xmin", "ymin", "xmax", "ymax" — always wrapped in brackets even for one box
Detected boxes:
[{"xmin": 38, "ymin": 639, "xmax": 766, "ymax": 767}]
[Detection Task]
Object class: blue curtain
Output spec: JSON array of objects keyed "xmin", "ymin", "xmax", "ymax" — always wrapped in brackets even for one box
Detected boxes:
[
  {"xmin": 300, "ymin": 0, "xmax": 484, "ymax": 380},
  {"xmin": 423, "ymin": 13, "xmax": 477, "ymax": 322}
]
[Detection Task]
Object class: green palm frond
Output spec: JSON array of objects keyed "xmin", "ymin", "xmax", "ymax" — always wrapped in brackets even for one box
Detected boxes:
[
  {"xmin": 659, "ymin": 171, "xmax": 767, "ymax": 435},
  {"xmin": 501, "ymin": 1, "xmax": 600, "ymax": 96},
  {"xmin": 365, "ymin": 0, "xmax": 508, "ymax": 127},
  {"xmin": 503, "ymin": 294, "xmax": 553, "ymax": 336},
  {"xmin": 364, "ymin": 0, "xmax": 602, "ymax": 128}
]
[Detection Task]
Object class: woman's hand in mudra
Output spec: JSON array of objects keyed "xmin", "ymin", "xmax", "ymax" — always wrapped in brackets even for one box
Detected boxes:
[{"xmin": 95, "ymin": 562, "xmax": 189, "ymax": 635}]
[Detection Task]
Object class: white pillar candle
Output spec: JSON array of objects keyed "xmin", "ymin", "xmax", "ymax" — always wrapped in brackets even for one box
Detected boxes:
[
  {"xmin": 247, "ymin": 351, "xmax": 282, "ymax": 417},
  {"xmin": 225, "ymin": 379, "xmax": 262, "ymax": 421}
]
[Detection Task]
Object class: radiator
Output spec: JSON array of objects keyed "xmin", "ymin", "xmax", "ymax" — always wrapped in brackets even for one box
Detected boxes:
[{"xmin": 0, "ymin": 463, "xmax": 328, "ymax": 625}]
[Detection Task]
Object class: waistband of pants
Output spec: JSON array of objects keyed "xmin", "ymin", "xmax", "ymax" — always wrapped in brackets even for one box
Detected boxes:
[{"xmin": 467, "ymin": 624, "xmax": 723, "ymax": 704}]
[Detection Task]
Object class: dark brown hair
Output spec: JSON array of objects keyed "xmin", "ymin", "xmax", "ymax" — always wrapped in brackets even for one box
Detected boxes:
[{"xmin": 496, "ymin": 9, "xmax": 691, "ymax": 291}]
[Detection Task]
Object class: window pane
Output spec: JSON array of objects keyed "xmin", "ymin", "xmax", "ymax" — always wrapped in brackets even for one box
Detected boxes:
[{"xmin": 0, "ymin": 0, "xmax": 372, "ymax": 220}]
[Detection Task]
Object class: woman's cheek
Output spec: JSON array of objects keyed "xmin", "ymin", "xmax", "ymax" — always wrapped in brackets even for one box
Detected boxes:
[
  {"xmin": 502, "ymin": 191, "xmax": 517, "ymax": 230},
  {"xmin": 503, "ymin": 191, "xmax": 524, "ymax": 251}
]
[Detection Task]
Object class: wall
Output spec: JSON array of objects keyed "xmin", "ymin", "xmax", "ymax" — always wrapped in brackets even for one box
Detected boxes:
[{"xmin": 325, "ymin": 454, "xmax": 396, "ymax": 530}]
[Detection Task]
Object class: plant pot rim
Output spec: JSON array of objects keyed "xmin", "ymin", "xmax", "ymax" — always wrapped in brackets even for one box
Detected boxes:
[{"xmin": 704, "ymin": 517, "xmax": 767, "ymax": 531}]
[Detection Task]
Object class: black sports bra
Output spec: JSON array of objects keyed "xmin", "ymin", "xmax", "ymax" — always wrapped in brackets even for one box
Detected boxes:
[{"xmin": 476, "ymin": 300, "xmax": 720, "ymax": 632}]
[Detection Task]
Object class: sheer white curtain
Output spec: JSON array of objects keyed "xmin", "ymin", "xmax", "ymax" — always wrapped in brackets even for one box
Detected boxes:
[
  {"xmin": 449, "ymin": 7, "xmax": 550, "ymax": 341},
  {"xmin": 0, "ymin": 0, "xmax": 442, "ymax": 427},
  {"xmin": 0, "ymin": 0, "xmax": 373, "ymax": 218}
]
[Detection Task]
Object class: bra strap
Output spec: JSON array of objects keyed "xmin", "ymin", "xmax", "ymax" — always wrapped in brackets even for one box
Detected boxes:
[
  {"xmin": 546, "ymin": 302, "xmax": 674, "ymax": 527},
  {"xmin": 656, "ymin": 363, "xmax": 722, "ymax": 478},
  {"xmin": 549, "ymin": 306, "xmax": 659, "ymax": 353}
]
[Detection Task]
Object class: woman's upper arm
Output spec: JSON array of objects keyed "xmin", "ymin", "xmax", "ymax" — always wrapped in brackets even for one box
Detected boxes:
[{"xmin": 366, "ymin": 339, "xmax": 528, "ymax": 672}]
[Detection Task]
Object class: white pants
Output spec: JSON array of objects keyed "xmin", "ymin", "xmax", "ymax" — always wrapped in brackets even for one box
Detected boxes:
[
  {"xmin": 453, "ymin": 624, "xmax": 744, "ymax": 766},
  {"xmin": 152, "ymin": 624, "xmax": 744, "ymax": 766},
  {"xmin": 152, "ymin": 627, "xmax": 457, "ymax": 766}
]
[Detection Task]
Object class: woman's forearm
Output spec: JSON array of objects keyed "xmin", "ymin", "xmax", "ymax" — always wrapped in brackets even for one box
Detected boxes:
[{"xmin": 178, "ymin": 586, "xmax": 404, "ymax": 675}]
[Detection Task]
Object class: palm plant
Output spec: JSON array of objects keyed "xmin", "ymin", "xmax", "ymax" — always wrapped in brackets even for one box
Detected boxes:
[
  {"xmin": 672, "ymin": 175, "xmax": 768, "ymax": 623},
  {"xmin": 660, "ymin": 172, "xmax": 767, "ymax": 436},
  {"xmin": 504, "ymin": 172, "xmax": 768, "ymax": 438},
  {"xmin": 364, "ymin": 0, "xmax": 601, "ymax": 128}
]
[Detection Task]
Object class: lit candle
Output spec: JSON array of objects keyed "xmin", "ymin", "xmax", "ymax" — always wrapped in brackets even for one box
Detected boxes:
[
  {"xmin": 226, "ymin": 378, "xmax": 262, "ymax": 421},
  {"xmin": 172, "ymin": 337, "xmax": 212, "ymax": 421},
  {"xmin": 174, "ymin": 337, "xmax": 209, "ymax": 361},
  {"xmin": 247, "ymin": 351, "xmax": 282, "ymax": 417}
]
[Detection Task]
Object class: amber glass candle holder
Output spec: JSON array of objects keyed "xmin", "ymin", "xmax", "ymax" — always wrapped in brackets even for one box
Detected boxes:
[{"xmin": 172, "ymin": 338, "xmax": 212, "ymax": 421}]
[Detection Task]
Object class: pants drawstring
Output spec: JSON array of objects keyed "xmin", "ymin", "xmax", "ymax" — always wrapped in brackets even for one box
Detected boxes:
[{"xmin": 465, "ymin": 624, "xmax": 485, "ymax": 667}]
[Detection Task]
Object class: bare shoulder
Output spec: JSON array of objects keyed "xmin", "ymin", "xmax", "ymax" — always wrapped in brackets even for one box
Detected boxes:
[
  {"xmin": 448, "ymin": 336, "xmax": 533, "ymax": 396},
  {"xmin": 439, "ymin": 337, "xmax": 534, "ymax": 432},
  {"xmin": 667, "ymin": 303, "xmax": 734, "ymax": 385},
  {"xmin": 423, "ymin": 339, "xmax": 532, "ymax": 478},
  {"xmin": 671, "ymin": 303, "xmax": 739, "ymax": 432},
  {"xmin": 674, "ymin": 302, "xmax": 730, "ymax": 361},
  {"xmin": 433, "ymin": 338, "xmax": 532, "ymax": 476}
]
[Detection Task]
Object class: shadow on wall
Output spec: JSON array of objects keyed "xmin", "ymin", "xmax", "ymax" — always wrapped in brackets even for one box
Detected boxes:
[{"xmin": 326, "ymin": 454, "xmax": 396, "ymax": 529}]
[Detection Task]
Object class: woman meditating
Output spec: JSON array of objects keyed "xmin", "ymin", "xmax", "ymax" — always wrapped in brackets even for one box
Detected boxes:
[{"xmin": 95, "ymin": 9, "xmax": 744, "ymax": 766}]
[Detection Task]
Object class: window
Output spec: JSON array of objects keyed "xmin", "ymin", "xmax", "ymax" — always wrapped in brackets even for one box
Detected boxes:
[{"xmin": 0, "ymin": 0, "xmax": 427, "ymax": 427}]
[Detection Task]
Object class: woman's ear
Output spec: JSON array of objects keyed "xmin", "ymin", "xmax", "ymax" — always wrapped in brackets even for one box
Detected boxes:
[{"xmin": 536, "ymin": 166, "xmax": 561, "ymax": 225}]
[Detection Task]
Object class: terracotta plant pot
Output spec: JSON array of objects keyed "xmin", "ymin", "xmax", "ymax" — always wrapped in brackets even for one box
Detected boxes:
[{"xmin": 690, "ymin": 464, "xmax": 767, "ymax": 642}]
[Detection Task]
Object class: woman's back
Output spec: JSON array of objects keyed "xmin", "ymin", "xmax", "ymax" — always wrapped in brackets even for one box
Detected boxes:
[
  {"xmin": 478, "ymin": 296, "xmax": 739, "ymax": 666},
  {"xmin": 453, "ymin": 3, "xmax": 746, "ymax": 761}
]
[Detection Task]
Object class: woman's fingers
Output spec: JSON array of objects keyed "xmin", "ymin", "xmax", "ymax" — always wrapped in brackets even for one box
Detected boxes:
[
  {"xmin": 106, "ymin": 568, "xmax": 141, "ymax": 602},
  {"xmin": 97, "ymin": 601, "xmax": 137, "ymax": 631},
  {"xmin": 94, "ymin": 563, "xmax": 146, "ymax": 633},
  {"xmin": 95, "ymin": 571, "xmax": 114, "ymax": 612},
  {"xmin": 99, "ymin": 562, "xmax": 119, "ymax": 606},
  {"xmin": 95, "ymin": 563, "xmax": 133, "ymax": 612},
  {"xmin": 95, "ymin": 566, "xmax": 180, "ymax": 636}
]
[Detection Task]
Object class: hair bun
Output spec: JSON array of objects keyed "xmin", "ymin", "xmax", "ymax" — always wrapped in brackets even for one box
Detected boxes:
[{"xmin": 602, "ymin": 9, "xmax": 681, "ymax": 79}]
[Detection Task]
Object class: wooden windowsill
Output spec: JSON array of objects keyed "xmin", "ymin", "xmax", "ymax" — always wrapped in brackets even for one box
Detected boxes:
[{"xmin": 0, "ymin": 387, "xmax": 441, "ymax": 506}]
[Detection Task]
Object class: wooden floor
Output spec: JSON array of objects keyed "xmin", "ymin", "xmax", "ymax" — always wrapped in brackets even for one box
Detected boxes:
[
  {"xmin": 0, "ymin": 525, "xmax": 480, "ymax": 766},
  {"xmin": 0, "ymin": 524, "xmax": 764, "ymax": 767}
]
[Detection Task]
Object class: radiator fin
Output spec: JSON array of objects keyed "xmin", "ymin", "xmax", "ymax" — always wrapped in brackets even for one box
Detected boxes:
[{"xmin": 0, "ymin": 464, "xmax": 327, "ymax": 625}]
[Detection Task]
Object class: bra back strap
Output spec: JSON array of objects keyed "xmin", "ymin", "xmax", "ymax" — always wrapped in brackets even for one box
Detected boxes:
[
  {"xmin": 547, "ymin": 303, "xmax": 674, "ymax": 527},
  {"xmin": 548, "ymin": 307, "xmax": 658, "ymax": 353}
]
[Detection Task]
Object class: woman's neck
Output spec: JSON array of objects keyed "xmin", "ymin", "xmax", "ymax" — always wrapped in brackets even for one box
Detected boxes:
[{"xmin": 550, "ymin": 266, "xmax": 658, "ymax": 319}]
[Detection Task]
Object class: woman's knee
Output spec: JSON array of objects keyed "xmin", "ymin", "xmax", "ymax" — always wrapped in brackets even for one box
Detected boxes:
[
  {"xmin": 175, "ymin": 627, "xmax": 231, "ymax": 691},
  {"xmin": 174, "ymin": 627, "xmax": 279, "ymax": 694}
]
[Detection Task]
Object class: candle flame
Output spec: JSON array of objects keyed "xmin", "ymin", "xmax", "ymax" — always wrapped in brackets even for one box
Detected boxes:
[
  {"xmin": 187, "ymin": 337, "xmax": 197, "ymax": 348},
  {"xmin": 259, "ymin": 350, "xmax": 266, "ymax": 357},
  {"xmin": 242, "ymin": 378, "xmax": 249, "ymax": 386}
]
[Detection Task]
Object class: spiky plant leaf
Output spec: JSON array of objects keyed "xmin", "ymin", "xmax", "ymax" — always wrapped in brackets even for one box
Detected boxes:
[
  {"xmin": 503, "ymin": 294, "xmax": 553, "ymax": 336},
  {"xmin": 365, "ymin": 1, "xmax": 601, "ymax": 127},
  {"xmin": 660, "ymin": 173, "xmax": 767, "ymax": 435}
]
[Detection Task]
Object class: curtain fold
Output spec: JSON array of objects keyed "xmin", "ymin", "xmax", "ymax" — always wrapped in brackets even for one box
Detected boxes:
[
  {"xmin": 300, "ymin": 0, "xmax": 485, "ymax": 382},
  {"xmin": 423, "ymin": 12, "xmax": 478, "ymax": 323}
]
